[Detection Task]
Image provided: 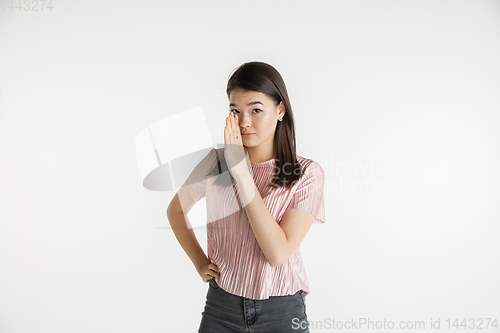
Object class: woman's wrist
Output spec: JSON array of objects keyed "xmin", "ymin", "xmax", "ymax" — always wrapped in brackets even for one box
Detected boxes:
[{"xmin": 194, "ymin": 256, "xmax": 210, "ymax": 274}]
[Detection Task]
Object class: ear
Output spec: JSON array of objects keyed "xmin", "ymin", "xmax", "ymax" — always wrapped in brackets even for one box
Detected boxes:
[{"xmin": 279, "ymin": 101, "xmax": 286, "ymax": 118}]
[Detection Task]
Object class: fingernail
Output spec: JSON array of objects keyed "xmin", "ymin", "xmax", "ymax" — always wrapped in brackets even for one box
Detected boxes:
[
  {"xmin": 225, "ymin": 125, "xmax": 228, "ymax": 130},
  {"xmin": 227, "ymin": 116, "xmax": 230, "ymax": 121},
  {"xmin": 214, "ymin": 273, "xmax": 218, "ymax": 276}
]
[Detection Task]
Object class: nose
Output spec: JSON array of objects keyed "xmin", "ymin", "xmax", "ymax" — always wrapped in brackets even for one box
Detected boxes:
[{"xmin": 237, "ymin": 114, "xmax": 251, "ymax": 130}]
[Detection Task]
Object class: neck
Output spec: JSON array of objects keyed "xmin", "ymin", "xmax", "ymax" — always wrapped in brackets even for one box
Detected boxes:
[{"xmin": 246, "ymin": 146, "xmax": 276, "ymax": 163}]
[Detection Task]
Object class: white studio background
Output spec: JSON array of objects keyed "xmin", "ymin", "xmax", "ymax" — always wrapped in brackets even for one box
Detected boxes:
[{"xmin": 1, "ymin": 1, "xmax": 499, "ymax": 332}]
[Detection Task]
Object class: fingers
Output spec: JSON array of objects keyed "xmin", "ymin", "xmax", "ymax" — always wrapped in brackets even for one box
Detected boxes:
[
  {"xmin": 209, "ymin": 263, "xmax": 220, "ymax": 274},
  {"xmin": 210, "ymin": 259, "xmax": 219, "ymax": 273},
  {"xmin": 200, "ymin": 261, "xmax": 220, "ymax": 283},
  {"xmin": 225, "ymin": 113, "xmax": 240, "ymax": 144},
  {"xmin": 231, "ymin": 113, "xmax": 243, "ymax": 145},
  {"xmin": 204, "ymin": 272, "xmax": 217, "ymax": 282},
  {"xmin": 225, "ymin": 114, "xmax": 243, "ymax": 155},
  {"xmin": 203, "ymin": 273, "xmax": 215, "ymax": 283},
  {"xmin": 224, "ymin": 115, "xmax": 231, "ymax": 144},
  {"xmin": 208, "ymin": 264, "xmax": 219, "ymax": 279},
  {"xmin": 230, "ymin": 113, "xmax": 240, "ymax": 140},
  {"xmin": 227, "ymin": 114, "xmax": 234, "ymax": 143}
]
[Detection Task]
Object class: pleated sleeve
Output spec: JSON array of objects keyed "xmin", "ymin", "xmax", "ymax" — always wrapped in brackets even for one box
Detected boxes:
[
  {"xmin": 181, "ymin": 148, "xmax": 218, "ymax": 202},
  {"xmin": 290, "ymin": 161, "xmax": 326, "ymax": 224}
]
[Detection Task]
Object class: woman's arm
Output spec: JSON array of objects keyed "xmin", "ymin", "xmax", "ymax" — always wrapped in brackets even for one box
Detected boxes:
[
  {"xmin": 167, "ymin": 190, "xmax": 210, "ymax": 275},
  {"xmin": 167, "ymin": 210, "xmax": 210, "ymax": 274},
  {"xmin": 235, "ymin": 173, "xmax": 314, "ymax": 267}
]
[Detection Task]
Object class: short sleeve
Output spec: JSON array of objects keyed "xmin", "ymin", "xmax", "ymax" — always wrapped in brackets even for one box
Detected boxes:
[
  {"xmin": 289, "ymin": 161, "xmax": 326, "ymax": 224},
  {"xmin": 181, "ymin": 148, "xmax": 218, "ymax": 202}
]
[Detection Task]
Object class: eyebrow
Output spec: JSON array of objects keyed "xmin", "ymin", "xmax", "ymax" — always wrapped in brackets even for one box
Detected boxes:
[{"xmin": 229, "ymin": 101, "xmax": 264, "ymax": 107}]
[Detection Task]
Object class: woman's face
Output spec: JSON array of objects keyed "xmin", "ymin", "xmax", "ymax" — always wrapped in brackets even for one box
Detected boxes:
[{"xmin": 228, "ymin": 89, "xmax": 285, "ymax": 151}]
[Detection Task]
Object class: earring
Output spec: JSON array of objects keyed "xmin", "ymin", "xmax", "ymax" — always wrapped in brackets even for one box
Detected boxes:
[{"xmin": 278, "ymin": 118, "xmax": 283, "ymax": 121}]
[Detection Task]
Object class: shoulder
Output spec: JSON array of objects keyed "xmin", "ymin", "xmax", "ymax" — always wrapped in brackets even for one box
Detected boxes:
[
  {"xmin": 296, "ymin": 155, "xmax": 324, "ymax": 177},
  {"xmin": 204, "ymin": 147, "xmax": 223, "ymax": 161},
  {"xmin": 215, "ymin": 147, "xmax": 224, "ymax": 155},
  {"xmin": 193, "ymin": 147, "xmax": 221, "ymax": 172},
  {"xmin": 213, "ymin": 147, "xmax": 226, "ymax": 165}
]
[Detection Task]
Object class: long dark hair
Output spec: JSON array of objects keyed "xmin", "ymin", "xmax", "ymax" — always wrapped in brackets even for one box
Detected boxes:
[{"xmin": 208, "ymin": 61, "xmax": 302, "ymax": 190}]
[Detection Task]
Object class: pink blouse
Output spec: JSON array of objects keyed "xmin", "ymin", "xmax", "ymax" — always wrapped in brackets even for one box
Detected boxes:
[{"xmin": 182, "ymin": 148, "xmax": 325, "ymax": 300}]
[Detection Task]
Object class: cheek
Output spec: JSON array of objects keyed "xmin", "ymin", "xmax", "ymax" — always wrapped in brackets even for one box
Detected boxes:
[
  {"xmin": 262, "ymin": 118, "xmax": 276, "ymax": 131},
  {"xmin": 266, "ymin": 121, "xmax": 278, "ymax": 132},
  {"xmin": 253, "ymin": 118, "xmax": 276, "ymax": 134}
]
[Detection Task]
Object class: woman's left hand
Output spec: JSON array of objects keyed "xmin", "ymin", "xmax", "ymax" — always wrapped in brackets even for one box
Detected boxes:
[{"xmin": 224, "ymin": 112, "xmax": 250, "ymax": 181}]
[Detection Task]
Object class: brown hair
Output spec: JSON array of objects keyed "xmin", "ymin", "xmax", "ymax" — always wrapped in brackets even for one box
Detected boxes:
[{"xmin": 208, "ymin": 61, "xmax": 302, "ymax": 190}]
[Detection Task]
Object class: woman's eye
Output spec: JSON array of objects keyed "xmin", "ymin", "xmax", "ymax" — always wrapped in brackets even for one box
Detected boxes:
[{"xmin": 230, "ymin": 109, "xmax": 262, "ymax": 114}]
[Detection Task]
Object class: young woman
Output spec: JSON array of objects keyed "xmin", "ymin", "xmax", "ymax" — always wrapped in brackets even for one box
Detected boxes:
[{"xmin": 167, "ymin": 61, "xmax": 325, "ymax": 333}]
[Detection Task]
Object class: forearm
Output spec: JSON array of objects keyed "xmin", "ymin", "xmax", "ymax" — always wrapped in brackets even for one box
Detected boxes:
[
  {"xmin": 236, "ymin": 173, "xmax": 288, "ymax": 267},
  {"xmin": 167, "ymin": 212, "xmax": 209, "ymax": 272}
]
